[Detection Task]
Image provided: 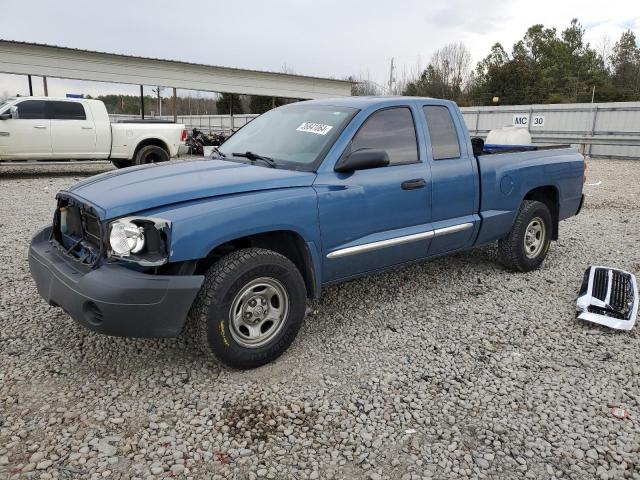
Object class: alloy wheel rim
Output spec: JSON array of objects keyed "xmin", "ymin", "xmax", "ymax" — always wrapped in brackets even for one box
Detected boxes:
[{"xmin": 229, "ymin": 277, "xmax": 289, "ymax": 348}]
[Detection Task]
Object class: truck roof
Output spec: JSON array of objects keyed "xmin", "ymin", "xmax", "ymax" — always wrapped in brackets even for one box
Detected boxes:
[
  {"xmin": 7, "ymin": 96, "xmax": 100, "ymax": 102},
  {"xmin": 300, "ymin": 96, "xmax": 446, "ymax": 109}
]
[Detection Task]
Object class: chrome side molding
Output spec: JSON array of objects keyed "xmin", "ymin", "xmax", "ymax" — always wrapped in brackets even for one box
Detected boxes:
[
  {"xmin": 327, "ymin": 231, "xmax": 434, "ymax": 259},
  {"xmin": 327, "ymin": 222, "xmax": 473, "ymax": 259},
  {"xmin": 433, "ymin": 222, "xmax": 473, "ymax": 237}
]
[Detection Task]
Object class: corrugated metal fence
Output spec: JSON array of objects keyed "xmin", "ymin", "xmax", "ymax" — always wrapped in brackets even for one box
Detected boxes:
[{"xmin": 460, "ymin": 102, "xmax": 640, "ymax": 160}]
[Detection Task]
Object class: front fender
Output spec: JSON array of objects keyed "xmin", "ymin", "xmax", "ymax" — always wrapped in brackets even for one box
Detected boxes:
[{"xmin": 136, "ymin": 187, "xmax": 322, "ymax": 263}]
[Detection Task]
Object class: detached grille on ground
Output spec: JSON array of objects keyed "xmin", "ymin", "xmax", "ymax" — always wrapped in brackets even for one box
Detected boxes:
[{"xmin": 577, "ymin": 266, "xmax": 638, "ymax": 330}]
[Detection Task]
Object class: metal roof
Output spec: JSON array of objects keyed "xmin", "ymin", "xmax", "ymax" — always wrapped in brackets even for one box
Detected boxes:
[{"xmin": 0, "ymin": 39, "xmax": 352, "ymax": 99}]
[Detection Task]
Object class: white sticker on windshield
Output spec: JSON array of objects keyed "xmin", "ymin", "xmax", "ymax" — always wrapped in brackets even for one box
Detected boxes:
[{"xmin": 296, "ymin": 122, "xmax": 333, "ymax": 135}]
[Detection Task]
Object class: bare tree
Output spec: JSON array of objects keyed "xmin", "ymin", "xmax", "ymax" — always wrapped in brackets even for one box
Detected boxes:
[
  {"xmin": 347, "ymin": 72, "xmax": 382, "ymax": 96},
  {"xmin": 402, "ymin": 43, "xmax": 472, "ymax": 102},
  {"xmin": 430, "ymin": 42, "xmax": 472, "ymax": 97},
  {"xmin": 596, "ymin": 34, "xmax": 613, "ymax": 71},
  {"xmin": 281, "ymin": 63, "xmax": 296, "ymax": 75},
  {"xmin": 393, "ymin": 57, "xmax": 424, "ymax": 95}
]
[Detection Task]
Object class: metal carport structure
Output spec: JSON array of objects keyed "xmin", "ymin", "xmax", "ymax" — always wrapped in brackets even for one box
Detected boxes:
[{"xmin": 0, "ymin": 39, "xmax": 352, "ymax": 119}]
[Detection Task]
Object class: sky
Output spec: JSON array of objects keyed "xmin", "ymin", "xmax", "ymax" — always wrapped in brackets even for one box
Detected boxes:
[{"xmin": 0, "ymin": 0, "xmax": 638, "ymax": 98}]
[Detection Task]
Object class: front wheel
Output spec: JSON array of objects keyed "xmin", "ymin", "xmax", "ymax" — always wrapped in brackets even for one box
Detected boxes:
[
  {"xmin": 498, "ymin": 200, "xmax": 552, "ymax": 272},
  {"xmin": 185, "ymin": 248, "xmax": 307, "ymax": 369}
]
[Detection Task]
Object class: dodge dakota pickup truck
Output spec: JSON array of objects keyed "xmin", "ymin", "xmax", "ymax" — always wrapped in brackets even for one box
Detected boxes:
[
  {"xmin": 0, "ymin": 97, "xmax": 186, "ymax": 167},
  {"xmin": 29, "ymin": 96, "xmax": 585, "ymax": 369}
]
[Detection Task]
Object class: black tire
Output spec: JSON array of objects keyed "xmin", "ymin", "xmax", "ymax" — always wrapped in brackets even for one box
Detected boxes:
[
  {"xmin": 134, "ymin": 145, "xmax": 170, "ymax": 165},
  {"xmin": 111, "ymin": 160, "xmax": 132, "ymax": 169},
  {"xmin": 185, "ymin": 248, "xmax": 307, "ymax": 369},
  {"xmin": 498, "ymin": 200, "xmax": 552, "ymax": 272}
]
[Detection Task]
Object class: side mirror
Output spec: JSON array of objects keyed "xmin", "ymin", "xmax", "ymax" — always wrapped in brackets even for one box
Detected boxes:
[
  {"xmin": 0, "ymin": 106, "xmax": 15, "ymax": 120},
  {"xmin": 9, "ymin": 105, "xmax": 18, "ymax": 119},
  {"xmin": 334, "ymin": 148, "xmax": 390, "ymax": 173}
]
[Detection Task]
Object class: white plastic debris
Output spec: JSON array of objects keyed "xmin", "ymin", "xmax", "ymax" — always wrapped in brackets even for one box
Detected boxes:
[{"xmin": 576, "ymin": 266, "xmax": 638, "ymax": 330}]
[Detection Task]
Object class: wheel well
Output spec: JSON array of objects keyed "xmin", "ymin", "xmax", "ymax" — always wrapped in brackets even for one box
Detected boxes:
[
  {"xmin": 524, "ymin": 186, "xmax": 559, "ymax": 240},
  {"xmin": 133, "ymin": 138, "xmax": 170, "ymax": 159},
  {"xmin": 197, "ymin": 231, "xmax": 318, "ymax": 299}
]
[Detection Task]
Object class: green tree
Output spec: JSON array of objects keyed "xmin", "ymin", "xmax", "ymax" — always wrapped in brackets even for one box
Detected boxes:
[
  {"xmin": 248, "ymin": 95, "xmax": 289, "ymax": 114},
  {"xmin": 468, "ymin": 19, "xmax": 615, "ymax": 105},
  {"xmin": 217, "ymin": 93, "xmax": 244, "ymax": 115},
  {"xmin": 610, "ymin": 30, "xmax": 640, "ymax": 98}
]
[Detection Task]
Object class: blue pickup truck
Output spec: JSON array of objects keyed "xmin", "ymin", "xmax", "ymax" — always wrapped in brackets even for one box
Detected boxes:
[{"xmin": 29, "ymin": 97, "xmax": 585, "ymax": 368}]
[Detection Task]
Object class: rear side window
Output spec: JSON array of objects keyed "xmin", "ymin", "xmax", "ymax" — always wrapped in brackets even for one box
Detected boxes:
[
  {"xmin": 423, "ymin": 106, "xmax": 461, "ymax": 160},
  {"xmin": 50, "ymin": 101, "xmax": 87, "ymax": 120},
  {"xmin": 16, "ymin": 100, "xmax": 47, "ymax": 119},
  {"xmin": 350, "ymin": 107, "xmax": 418, "ymax": 165}
]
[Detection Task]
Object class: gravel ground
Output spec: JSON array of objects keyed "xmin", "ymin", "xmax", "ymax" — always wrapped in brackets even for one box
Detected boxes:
[{"xmin": 0, "ymin": 159, "xmax": 639, "ymax": 480}]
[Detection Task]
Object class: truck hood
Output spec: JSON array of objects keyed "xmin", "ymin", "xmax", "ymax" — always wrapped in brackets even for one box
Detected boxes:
[{"xmin": 65, "ymin": 160, "xmax": 317, "ymax": 219}]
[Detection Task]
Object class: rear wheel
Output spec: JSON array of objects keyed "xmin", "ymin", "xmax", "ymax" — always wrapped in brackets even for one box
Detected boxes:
[
  {"xmin": 498, "ymin": 200, "xmax": 552, "ymax": 272},
  {"xmin": 134, "ymin": 145, "xmax": 170, "ymax": 165},
  {"xmin": 185, "ymin": 248, "xmax": 307, "ymax": 369}
]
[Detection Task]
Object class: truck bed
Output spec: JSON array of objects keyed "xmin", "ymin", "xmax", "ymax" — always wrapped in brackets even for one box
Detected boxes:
[{"xmin": 473, "ymin": 146, "xmax": 584, "ymax": 246}]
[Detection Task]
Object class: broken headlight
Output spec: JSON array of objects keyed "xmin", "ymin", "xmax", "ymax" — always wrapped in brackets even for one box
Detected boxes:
[{"xmin": 107, "ymin": 217, "xmax": 171, "ymax": 266}]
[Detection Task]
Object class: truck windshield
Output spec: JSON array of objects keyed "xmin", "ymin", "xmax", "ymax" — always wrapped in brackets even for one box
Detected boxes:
[{"xmin": 218, "ymin": 104, "xmax": 357, "ymax": 170}]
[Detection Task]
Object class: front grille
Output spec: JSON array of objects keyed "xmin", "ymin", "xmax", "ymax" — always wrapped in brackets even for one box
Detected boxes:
[
  {"xmin": 610, "ymin": 270, "xmax": 633, "ymax": 315},
  {"xmin": 577, "ymin": 266, "xmax": 637, "ymax": 330},
  {"xmin": 586, "ymin": 267, "xmax": 635, "ymax": 320},
  {"xmin": 592, "ymin": 268, "xmax": 608, "ymax": 301}
]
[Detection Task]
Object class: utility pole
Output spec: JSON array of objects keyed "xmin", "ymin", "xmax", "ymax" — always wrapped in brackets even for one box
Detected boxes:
[
  {"xmin": 43, "ymin": 76, "xmax": 48, "ymax": 96},
  {"xmin": 140, "ymin": 85, "xmax": 145, "ymax": 119},
  {"xmin": 172, "ymin": 87, "xmax": 177, "ymax": 123},
  {"xmin": 591, "ymin": 85, "xmax": 596, "ymax": 103},
  {"xmin": 388, "ymin": 58, "xmax": 395, "ymax": 95},
  {"xmin": 152, "ymin": 86, "xmax": 164, "ymax": 116}
]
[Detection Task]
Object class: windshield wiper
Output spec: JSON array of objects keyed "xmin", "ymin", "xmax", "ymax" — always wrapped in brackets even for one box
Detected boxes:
[
  {"xmin": 212, "ymin": 147, "xmax": 226, "ymax": 158},
  {"xmin": 232, "ymin": 151, "xmax": 277, "ymax": 168}
]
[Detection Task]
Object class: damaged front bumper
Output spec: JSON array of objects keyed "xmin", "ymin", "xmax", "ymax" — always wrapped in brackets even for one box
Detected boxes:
[
  {"xmin": 29, "ymin": 226, "xmax": 204, "ymax": 338},
  {"xmin": 577, "ymin": 266, "xmax": 638, "ymax": 330}
]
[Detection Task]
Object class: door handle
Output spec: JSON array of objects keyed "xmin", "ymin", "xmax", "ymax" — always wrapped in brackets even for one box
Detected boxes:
[
  {"xmin": 34, "ymin": 125, "xmax": 47, "ymax": 129},
  {"xmin": 81, "ymin": 126, "xmax": 94, "ymax": 130},
  {"xmin": 401, "ymin": 179, "xmax": 426, "ymax": 190}
]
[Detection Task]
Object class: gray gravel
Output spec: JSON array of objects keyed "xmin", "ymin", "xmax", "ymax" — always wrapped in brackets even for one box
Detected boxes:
[{"xmin": 1, "ymin": 159, "xmax": 639, "ymax": 480}]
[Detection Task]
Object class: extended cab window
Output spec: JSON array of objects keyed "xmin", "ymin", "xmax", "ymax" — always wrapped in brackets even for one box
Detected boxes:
[
  {"xmin": 15, "ymin": 100, "xmax": 47, "ymax": 119},
  {"xmin": 350, "ymin": 107, "xmax": 418, "ymax": 165},
  {"xmin": 423, "ymin": 106, "xmax": 461, "ymax": 160},
  {"xmin": 50, "ymin": 101, "xmax": 86, "ymax": 120}
]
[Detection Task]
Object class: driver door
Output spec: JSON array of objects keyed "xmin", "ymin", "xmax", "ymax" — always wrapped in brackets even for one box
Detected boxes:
[
  {"xmin": 0, "ymin": 100, "xmax": 51, "ymax": 160},
  {"xmin": 314, "ymin": 106, "xmax": 432, "ymax": 282}
]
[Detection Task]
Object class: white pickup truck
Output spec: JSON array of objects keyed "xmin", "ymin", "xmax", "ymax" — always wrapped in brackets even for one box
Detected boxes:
[{"xmin": 0, "ymin": 97, "xmax": 187, "ymax": 168}]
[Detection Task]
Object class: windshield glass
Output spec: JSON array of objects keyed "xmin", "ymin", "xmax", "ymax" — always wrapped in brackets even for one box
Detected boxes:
[
  {"xmin": 218, "ymin": 104, "xmax": 357, "ymax": 170},
  {"xmin": 0, "ymin": 100, "xmax": 12, "ymax": 113}
]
